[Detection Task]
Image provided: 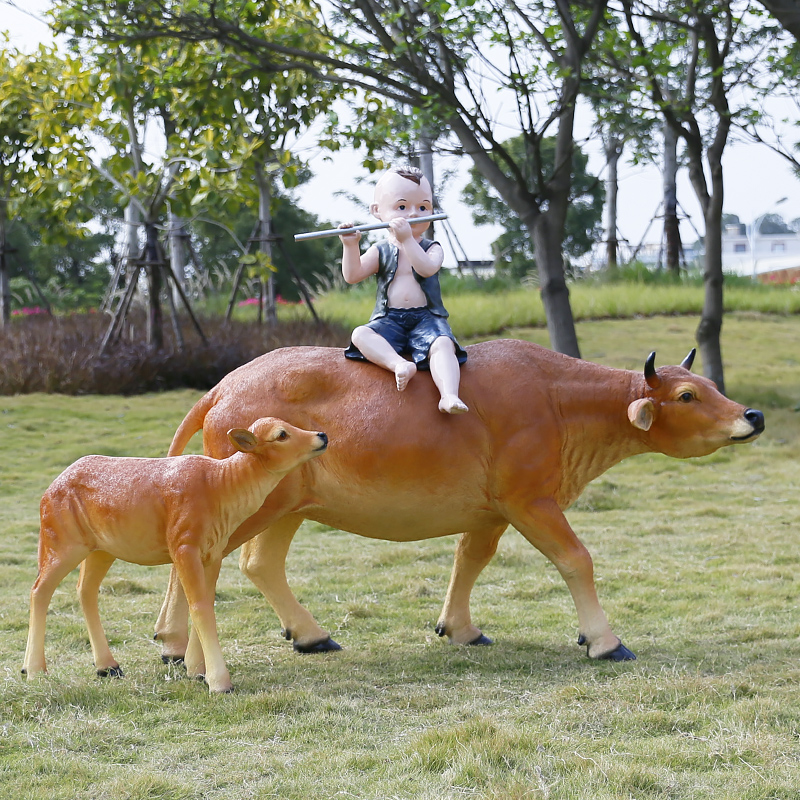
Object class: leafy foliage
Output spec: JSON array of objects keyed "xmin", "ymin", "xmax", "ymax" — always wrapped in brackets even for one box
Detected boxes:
[{"xmin": 462, "ymin": 136, "xmax": 604, "ymax": 279}]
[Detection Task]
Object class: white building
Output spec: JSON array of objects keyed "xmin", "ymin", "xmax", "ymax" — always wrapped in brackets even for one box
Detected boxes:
[{"xmin": 722, "ymin": 223, "xmax": 800, "ymax": 281}]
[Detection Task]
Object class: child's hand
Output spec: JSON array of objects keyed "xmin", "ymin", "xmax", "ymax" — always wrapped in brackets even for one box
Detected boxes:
[
  {"xmin": 338, "ymin": 223, "xmax": 361, "ymax": 244},
  {"xmin": 389, "ymin": 218, "xmax": 413, "ymax": 242}
]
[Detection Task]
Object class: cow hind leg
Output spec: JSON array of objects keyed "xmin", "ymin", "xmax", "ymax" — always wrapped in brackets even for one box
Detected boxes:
[
  {"xmin": 239, "ymin": 516, "xmax": 340, "ymax": 653},
  {"xmin": 505, "ymin": 497, "xmax": 635, "ymax": 661},
  {"xmin": 154, "ymin": 565, "xmax": 189, "ymax": 663},
  {"xmin": 77, "ymin": 551, "xmax": 123, "ymax": 677},
  {"xmin": 435, "ymin": 524, "xmax": 507, "ymax": 645}
]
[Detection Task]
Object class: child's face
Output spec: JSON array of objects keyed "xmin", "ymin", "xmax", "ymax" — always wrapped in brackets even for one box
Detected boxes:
[{"xmin": 371, "ymin": 173, "xmax": 434, "ymax": 236}]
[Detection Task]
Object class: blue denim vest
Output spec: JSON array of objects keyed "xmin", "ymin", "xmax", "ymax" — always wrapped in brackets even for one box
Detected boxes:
[{"xmin": 369, "ymin": 239, "xmax": 449, "ymax": 321}]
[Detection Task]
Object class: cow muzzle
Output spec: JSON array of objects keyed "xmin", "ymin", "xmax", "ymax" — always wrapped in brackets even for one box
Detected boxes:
[{"xmin": 731, "ymin": 408, "xmax": 765, "ymax": 441}]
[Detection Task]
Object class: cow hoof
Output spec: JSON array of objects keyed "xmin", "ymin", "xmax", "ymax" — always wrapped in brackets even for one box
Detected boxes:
[
  {"xmin": 161, "ymin": 655, "xmax": 185, "ymax": 666},
  {"xmin": 96, "ymin": 665, "xmax": 124, "ymax": 678},
  {"xmin": 293, "ymin": 637, "xmax": 342, "ymax": 654},
  {"xmin": 281, "ymin": 628, "xmax": 292, "ymax": 641},
  {"xmin": 434, "ymin": 623, "xmax": 447, "ymax": 637},
  {"xmin": 467, "ymin": 633, "xmax": 493, "ymax": 646},
  {"xmin": 598, "ymin": 643, "xmax": 637, "ymax": 661},
  {"xmin": 578, "ymin": 635, "xmax": 636, "ymax": 661}
]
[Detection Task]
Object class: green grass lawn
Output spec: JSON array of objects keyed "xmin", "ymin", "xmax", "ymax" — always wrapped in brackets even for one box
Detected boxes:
[{"xmin": 1, "ymin": 314, "xmax": 799, "ymax": 799}]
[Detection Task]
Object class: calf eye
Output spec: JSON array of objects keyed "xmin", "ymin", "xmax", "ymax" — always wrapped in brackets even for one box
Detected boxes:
[
  {"xmin": 678, "ymin": 392, "xmax": 694, "ymax": 403},
  {"xmin": 277, "ymin": 430, "xmax": 288, "ymax": 441}
]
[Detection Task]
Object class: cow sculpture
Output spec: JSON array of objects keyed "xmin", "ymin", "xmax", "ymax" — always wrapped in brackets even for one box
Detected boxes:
[{"xmin": 154, "ymin": 340, "xmax": 764, "ymax": 663}]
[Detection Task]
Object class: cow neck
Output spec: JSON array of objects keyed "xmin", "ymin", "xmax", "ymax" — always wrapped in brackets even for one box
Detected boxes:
[{"xmin": 554, "ymin": 368, "xmax": 650, "ymax": 504}]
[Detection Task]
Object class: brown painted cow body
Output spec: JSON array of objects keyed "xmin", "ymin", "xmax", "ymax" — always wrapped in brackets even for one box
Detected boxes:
[{"xmin": 155, "ymin": 340, "xmax": 764, "ymax": 662}]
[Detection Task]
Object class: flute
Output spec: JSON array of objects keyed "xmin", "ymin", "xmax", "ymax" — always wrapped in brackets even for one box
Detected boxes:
[{"xmin": 294, "ymin": 212, "xmax": 448, "ymax": 242}]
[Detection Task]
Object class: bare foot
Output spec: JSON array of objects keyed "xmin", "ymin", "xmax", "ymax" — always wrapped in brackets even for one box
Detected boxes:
[
  {"xmin": 395, "ymin": 361, "xmax": 417, "ymax": 391},
  {"xmin": 438, "ymin": 395, "xmax": 469, "ymax": 414}
]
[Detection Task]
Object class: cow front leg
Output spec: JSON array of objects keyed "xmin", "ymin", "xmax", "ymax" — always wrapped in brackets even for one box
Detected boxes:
[
  {"xmin": 435, "ymin": 524, "xmax": 507, "ymax": 645},
  {"xmin": 239, "ymin": 516, "xmax": 340, "ymax": 653},
  {"xmin": 505, "ymin": 497, "xmax": 635, "ymax": 661},
  {"xmin": 174, "ymin": 549, "xmax": 232, "ymax": 693}
]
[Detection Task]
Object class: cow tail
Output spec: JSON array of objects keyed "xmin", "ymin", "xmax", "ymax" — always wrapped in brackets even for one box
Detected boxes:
[{"xmin": 167, "ymin": 391, "xmax": 217, "ymax": 456}]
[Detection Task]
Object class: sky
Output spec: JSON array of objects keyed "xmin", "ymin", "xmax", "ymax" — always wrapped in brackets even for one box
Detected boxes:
[{"xmin": 4, "ymin": 0, "xmax": 800, "ymax": 267}]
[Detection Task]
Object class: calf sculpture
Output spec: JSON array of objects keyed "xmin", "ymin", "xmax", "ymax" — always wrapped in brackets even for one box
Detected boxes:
[
  {"xmin": 155, "ymin": 341, "xmax": 764, "ymax": 663},
  {"xmin": 23, "ymin": 417, "xmax": 328, "ymax": 692}
]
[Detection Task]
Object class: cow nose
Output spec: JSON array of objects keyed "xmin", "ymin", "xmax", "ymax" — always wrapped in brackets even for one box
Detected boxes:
[
  {"xmin": 316, "ymin": 432, "xmax": 328, "ymax": 449},
  {"xmin": 744, "ymin": 408, "xmax": 765, "ymax": 433}
]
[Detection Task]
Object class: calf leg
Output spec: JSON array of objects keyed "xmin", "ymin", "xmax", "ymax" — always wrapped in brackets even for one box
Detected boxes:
[
  {"xmin": 505, "ymin": 497, "xmax": 634, "ymax": 660},
  {"xmin": 23, "ymin": 540, "xmax": 89, "ymax": 677},
  {"xmin": 436, "ymin": 524, "xmax": 507, "ymax": 645},
  {"xmin": 239, "ymin": 516, "xmax": 339, "ymax": 652},
  {"xmin": 173, "ymin": 547, "xmax": 231, "ymax": 693},
  {"xmin": 77, "ymin": 551, "xmax": 122, "ymax": 676},
  {"xmin": 183, "ymin": 557, "xmax": 223, "ymax": 683},
  {"xmin": 154, "ymin": 566, "xmax": 190, "ymax": 662}
]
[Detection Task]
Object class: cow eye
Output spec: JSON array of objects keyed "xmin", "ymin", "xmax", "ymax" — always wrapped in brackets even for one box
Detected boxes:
[
  {"xmin": 678, "ymin": 391, "xmax": 694, "ymax": 403},
  {"xmin": 277, "ymin": 430, "xmax": 288, "ymax": 441}
]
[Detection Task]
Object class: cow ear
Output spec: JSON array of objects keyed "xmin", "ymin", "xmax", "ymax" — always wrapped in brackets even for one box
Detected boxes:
[
  {"xmin": 228, "ymin": 428, "xmax": 258, "ymax": 453},
  {"xmin": 628, "ymin": 398, "xmax": 655, "ymax": 431}
]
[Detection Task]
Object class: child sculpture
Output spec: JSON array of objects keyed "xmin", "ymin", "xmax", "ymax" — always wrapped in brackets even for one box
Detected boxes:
[{"xmin": 339, "ymin": 166, "xmax": 468, "ymax": 414}]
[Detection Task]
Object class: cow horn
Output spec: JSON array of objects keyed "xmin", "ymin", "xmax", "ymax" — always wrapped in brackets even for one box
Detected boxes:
[
  {"xmin": 644, "ymin": 351, "xmax": 661, "ymax": 388},
  {"xmin": 680, "ymin": 348, "xmax": 696, "ymax": 371}
]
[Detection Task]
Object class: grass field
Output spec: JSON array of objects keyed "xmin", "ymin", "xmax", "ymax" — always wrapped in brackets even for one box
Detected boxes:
[
  {"xmin": 281, "ymin": 280, "xmax": 800, "ymax": 341},
  {"xmin": 1, "ymin": 313, "xmax": 799, "ymax": 799}
]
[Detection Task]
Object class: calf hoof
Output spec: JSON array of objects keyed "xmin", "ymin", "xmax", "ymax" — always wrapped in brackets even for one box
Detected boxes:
[
  {"xmin": 293, "ymin": 637, "xmax": 342, "ymax": 654},
  {"xmin": 206, "ymin": 681, "xmax": 235, "ymax": 694},
  {"xmin": 578, "ymin": 635, "xmax": 636, "ymax": 662},
  {"xmin": 161, "ymin": 655, "xmax": 185, "ymax": 666},
  {"xmin": 435, "ymin": 623, "xmax": 492, "ymax": 645},
  {"xmin": 598, "ymin": 643, "xmax": 637, "ymax": 662},
  {"xmin": 97, "ymin": 665, "xmax": 124, "ymax": 678}
]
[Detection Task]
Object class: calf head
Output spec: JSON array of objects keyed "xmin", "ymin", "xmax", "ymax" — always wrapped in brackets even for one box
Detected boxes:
[
  {"xmin": 227, "ymin": 416, "xmax": 328, "ymax": 473},
  {"xmin": 627, "ymin": 350, "xmax": 765, "ymax": 459}
]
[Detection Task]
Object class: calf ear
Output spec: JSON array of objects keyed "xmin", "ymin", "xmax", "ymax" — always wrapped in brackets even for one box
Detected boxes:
[
  {"xmin": 627, "ymin": 398, "xmax": 655, "ymax": 431},
  {"xmin": 228, "ymin": 428, "xmax": 258, "ymax": 453}
]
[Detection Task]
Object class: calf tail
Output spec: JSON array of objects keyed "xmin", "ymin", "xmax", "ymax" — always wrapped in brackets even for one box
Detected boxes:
[{"xmin": 168, "ymin": 391, "xmax": 217, "ymax": 456}]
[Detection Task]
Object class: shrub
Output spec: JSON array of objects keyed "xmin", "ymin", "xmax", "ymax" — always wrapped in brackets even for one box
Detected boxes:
[{"xmin": 0, "ymin": 312, "xmax": 350, "ymax": 395}]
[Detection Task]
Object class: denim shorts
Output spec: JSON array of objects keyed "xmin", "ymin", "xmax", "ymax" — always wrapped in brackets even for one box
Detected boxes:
[{"xmin": 344, "ymin": 306, "xmax": 467, "ymax": 371}]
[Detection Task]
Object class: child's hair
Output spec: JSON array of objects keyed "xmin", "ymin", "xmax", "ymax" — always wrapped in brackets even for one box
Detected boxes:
[{"xmin": 390, "ymin": 165, "xmax": 424, "ymax": 185}]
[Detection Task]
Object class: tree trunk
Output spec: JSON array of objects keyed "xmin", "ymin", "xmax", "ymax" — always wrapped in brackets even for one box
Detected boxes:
[
  {"xmin": 169, "ymin": 211, "xmax": 189, "ymax": 309},
  {"xmin": 254, "ymin": 161, "xmax": 277, "ymax": 325},
  {"xmin": 531, "ymin": 212, "xmax": 581, "ymax": 358},
  {"xmin": 604, "ymin": 134, "xmax": 623, "ymax": 269},
  {"xmin": 663, "ymin": 122, "xmax": 682, "ymax": 274},
  {"xmin": 697, "ymin": 207, "xmax": 725, "ymax": 394},
  {"xmin": 145, "ymin": 222, "xmax": 164, "ymax": 350},
  {"xmin": 418, "ymin": 131, "xmax": 437, "ymax": 238},
  {"xmin": 695, "ymin": 137, "xmax": 727, "ymax": 395}
]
